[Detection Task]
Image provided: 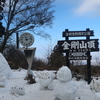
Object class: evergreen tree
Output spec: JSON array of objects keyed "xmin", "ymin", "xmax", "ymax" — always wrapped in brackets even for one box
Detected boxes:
[{"xmin": 47, "ymin": 45, "xmax": 66, "ymax": 70}]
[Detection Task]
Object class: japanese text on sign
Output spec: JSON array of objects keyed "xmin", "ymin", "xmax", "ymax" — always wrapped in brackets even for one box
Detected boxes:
[
  {"xmin": 68, "ymin": 56, "xmax": 91, "ymax": 60},
  {"xmin": 65, "ymin": 32, "xmax": 91, "ymax": 36},
  {"xmin": 62, "ymin": 40, "xmax": 95, "ymax": 50}
]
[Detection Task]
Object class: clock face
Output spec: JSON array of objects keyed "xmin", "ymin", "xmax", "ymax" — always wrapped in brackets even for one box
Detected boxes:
[{"xmin": 19, "ymin": 32, "xmax": 34, "ymax": 48}]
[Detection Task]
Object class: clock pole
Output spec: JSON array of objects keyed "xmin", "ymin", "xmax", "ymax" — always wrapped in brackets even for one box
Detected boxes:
[
  {"xmin": 16, "ymin": 32, "xmax": 19, "ymax": 49},
  {"xmin": 24, "ymin": 48, "xmax": 36, "ymax": 80}
]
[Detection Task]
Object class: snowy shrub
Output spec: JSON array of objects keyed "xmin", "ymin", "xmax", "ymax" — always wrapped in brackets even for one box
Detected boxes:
[
  {"xmin": 90, "ymin": 78, "xmax": 100, "ymax": 92},
  {"xmin": 39, "ymin": 71, "xmax": 55, "ymax": 90},
  {"xmin": 54, "ymin": 66, "xmax": 77, "ymax": 100}
]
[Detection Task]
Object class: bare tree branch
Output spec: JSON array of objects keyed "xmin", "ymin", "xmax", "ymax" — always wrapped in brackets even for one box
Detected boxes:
[{"xmin": 0, "ymin": 0, "xmax": 55, "ymax": 52}]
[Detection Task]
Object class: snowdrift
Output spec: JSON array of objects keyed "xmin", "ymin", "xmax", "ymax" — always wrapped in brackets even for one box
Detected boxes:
[{"xmin": 0, "ymin": 53, "xmax": 12, "ymax": 78}]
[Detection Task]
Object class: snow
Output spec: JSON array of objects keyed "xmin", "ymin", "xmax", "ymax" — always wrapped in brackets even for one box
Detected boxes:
[
  {"xmin": 39, "ymin": 70, "xmax": 55, "ymax": 90},
  {"xmin": 0, "ymin": 73, "xmax": 6, "ymax": 87},
  {"xmin": 10, "ymin": 85, "xmax": 25, "ymax": 95},
  {"xmin": 54, "ymin": 66, "xmax": 77, "ymax": 100},
  {"xmin": 54, "ymin": 80, "xmax": 77, "ymax": 100},
  {"xmin": 0, "ymin": 53, "xmax": 12, "ymax": 78},
  {"xmin": 90, "ymin": 78, "xmax": 100, "ymax": 92},
  {"xmin": 0, "ymin": 69, "xmax": 100, "ymax": 100},
  {"xmin": 0, "ymin": 55, "xmax": 100, "ymax": 100},
  {"xmin": 57, "ymin": 66, "xmax": 72, "ymax": 82}
]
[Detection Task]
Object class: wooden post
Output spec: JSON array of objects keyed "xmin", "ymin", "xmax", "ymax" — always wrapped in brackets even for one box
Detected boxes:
[
  {"xmin": 66, "ymin": 52, "xmax": 70, "ymax": 68},
  {"xmin": 87, "ymin": 51, "xmax": 91, "ymax": 84},
  {"xmin": 65, "ymin": 29, "xmax": 70, "ymax": 68},
  {"xmin": 86, "ymin": 28, "xmax": 91, "ymax": 84}
]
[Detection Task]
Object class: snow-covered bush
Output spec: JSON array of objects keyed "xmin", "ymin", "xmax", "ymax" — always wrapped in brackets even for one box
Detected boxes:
[
  {"xmin": 54, "ymin": 66, "xmax": 77, "ymax": 100},
  {"xmin": 39, "ymin": 71, "xmax": 55, "ymax": 90},
  {"xmin": 90, "ymin": 78, "xmax": 100, "ymax": 92}
]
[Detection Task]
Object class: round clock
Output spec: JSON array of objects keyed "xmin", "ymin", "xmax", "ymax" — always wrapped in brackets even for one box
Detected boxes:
[{"xmin": 19, "ymin": 32, "xmax": 34, "ymax": 48}]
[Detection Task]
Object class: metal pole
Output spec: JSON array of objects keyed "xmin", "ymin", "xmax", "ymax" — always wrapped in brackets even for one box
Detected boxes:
[{"xmin": 24, "ymin": 48, "xmax": 36, "ymax": 80}]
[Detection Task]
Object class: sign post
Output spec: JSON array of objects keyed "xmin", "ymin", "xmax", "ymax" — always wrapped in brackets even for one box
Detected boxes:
[
  {"xmin": 65, "ymin": 31, "xmax": 70, "ymax": 68},
  {"xmin": 86, "ymin": 28, "xmax": 91, "ymax": 84},
  {"xmin": 58, "ymin": 28, "xmax": 99, "ymax": 84}
]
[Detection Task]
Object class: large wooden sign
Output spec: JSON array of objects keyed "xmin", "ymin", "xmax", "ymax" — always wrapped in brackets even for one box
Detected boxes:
[
  {"xmin": 58, "ymin": 39, "xmax": 99, "ymax": 52},
  {"xmin": 57, "ymin": 28, "xmax": 99, "ymax": 84}
]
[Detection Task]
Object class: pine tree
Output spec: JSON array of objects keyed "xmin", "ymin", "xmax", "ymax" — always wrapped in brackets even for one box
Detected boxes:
[{"xmin": 47, "ymin": 45, "xmax": 66, "ymax": 70}]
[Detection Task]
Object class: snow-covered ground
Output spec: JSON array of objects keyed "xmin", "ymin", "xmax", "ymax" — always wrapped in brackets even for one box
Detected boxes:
[
  {"xmin": 0, "ymin": 69, "xmax": 100, "ymax": 100},
  {"xmin": 0, "ymin": 53, "xmax": 100, "ymax": 100}
]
